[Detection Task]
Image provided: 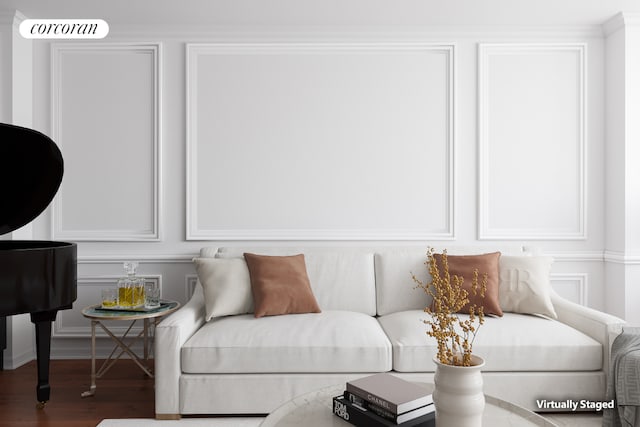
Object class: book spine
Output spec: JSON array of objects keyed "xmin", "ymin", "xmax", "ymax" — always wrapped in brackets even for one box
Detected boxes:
[
  {"xmin": 344, "ymin": 390, "xmax": 400, "ymax": 422},
  {"xmin": 333, "ymin": 396, "xmax": 394, "ymax": 427},
  {"xmin": 345, "ymin": 382, "xmax": 398, "ymax": 413},
  {"xmin": 333, "ymin": 396, "xmax": 435, "ymax": 427}
]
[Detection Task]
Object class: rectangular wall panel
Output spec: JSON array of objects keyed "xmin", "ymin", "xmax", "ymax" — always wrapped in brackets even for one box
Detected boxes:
[
  {"xmin": 186, "ymin": 43, "xmax": 455, "ymax": 240},
  {"xmin": 51, "ymin": 43, "xmax": 162, "ymax": 241},
  {"xmin": 551, "ymin": 273, "xmax": 588, "ymax": 306},
  {"xmin": 478, "ymin": 43, "xmax": 586, "ymax": 240}
]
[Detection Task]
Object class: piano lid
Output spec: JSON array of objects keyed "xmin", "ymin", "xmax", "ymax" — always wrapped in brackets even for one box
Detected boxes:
[{"xmin": 0, "ymin": 123, "xmax": 63, "ymax": 236}]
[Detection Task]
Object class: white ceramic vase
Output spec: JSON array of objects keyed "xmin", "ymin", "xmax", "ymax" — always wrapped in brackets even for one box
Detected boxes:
[{"xmin": 433, "ymin": 354, "xmax": 485, "ymax": 427}]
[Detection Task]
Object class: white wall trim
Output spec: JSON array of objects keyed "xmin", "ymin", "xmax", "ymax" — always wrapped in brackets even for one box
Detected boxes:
[
  {"xmin": 53, "ymin": 275, "xmax": 162, "ymax": 338},
  {"xmin": 51, "ymin": 42, "xmax": 163, "ymax": 241},
  {"xmin": 545, "ymin": 251, "xmax": 603, "ymax": 262},
  {"xmin": 105, "ymin": 23, "xmax": 604, "ymax": 41},
  {"xmin": 602, "ymin": 12, "xmax": 640, "ymax": 37},
  {"xmin": 602, "ymin": 12, "xmax": 626, "ymax": 36},
  {"xmin": 3, "ymin": 348, "xmax": 35, "ymax": 370},
  {"xmin": 73, "ymin": 251, "xmax": 602, "ymax": 264},
  {"xmin": 477, "ymin": 43, "xmax": 587, "ymax": 240},
  {"xmin": 77, "ymin": 254, "xmax": 195, "ymax": 264},
  {"xmin": 186, "ymin": 42, "xmax": 456, "ymax": 241},
  {"xmin": 603, "ymin": 251, "xmax": 640, "ymax": 265}
]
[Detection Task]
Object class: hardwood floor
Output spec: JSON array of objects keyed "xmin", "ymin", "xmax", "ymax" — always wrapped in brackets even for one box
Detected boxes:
[{"xmin": 0, "ymin": 359, "xmax": 154, "ymax": 427}]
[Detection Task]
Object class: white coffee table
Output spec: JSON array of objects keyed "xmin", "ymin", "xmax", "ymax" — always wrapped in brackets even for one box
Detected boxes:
[{"xmin": 259, "ymin": 382, "xmax": 558, "ymax": 426}]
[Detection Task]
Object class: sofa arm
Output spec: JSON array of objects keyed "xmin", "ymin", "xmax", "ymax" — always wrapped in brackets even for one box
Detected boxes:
[
  {"xmin": 550, "ymin": 292, "xmax": 625, "ymax": 376},
  {"xmin": 155, "ymin": 287, "xmax": 206, "ymax": 418}
]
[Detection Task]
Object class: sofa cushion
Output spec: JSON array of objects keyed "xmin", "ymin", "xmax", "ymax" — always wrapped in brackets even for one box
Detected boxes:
[
  {"xmin": 374, "ymin": 250, "xmax": 433, "ymax": 316},
  {"xmin": 378, "ymin": 310, "xmax": 602, "ymax": 372},
  {"xmin": 243, "ymin": 253, "xmax": 321, "ymax": 318},
  {"xmin": 216, "ymin": 247, "xmax": 376, "ymax": 315},
  {"xmin": 193, "ymin": 257, "xmax": 253, "ymax": 321},
  {"xmin": 181, "ymin": 310, "xmax": 392, "ymax": 374},
  {"xmin": 499, "ymin": 255, "xmax": 557, "ymax": 318},
  {"xmin": 433, "ymin": 252, "xmax": 503, "ymax": 316}
]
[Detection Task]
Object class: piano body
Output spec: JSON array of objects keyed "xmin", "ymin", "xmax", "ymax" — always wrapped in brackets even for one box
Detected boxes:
[{"xmin": 0, "ymin": 122, "xmax": 77, "ymax": 407}]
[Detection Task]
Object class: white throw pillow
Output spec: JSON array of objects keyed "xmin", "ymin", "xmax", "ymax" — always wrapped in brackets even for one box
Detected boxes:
[
  {"xmin": 498, "ymin": 256, "xmax": 557, "ymax": 319},
  {"xmin": 193, "ymin": 257, "xmax": 254, "ymax": 321}
]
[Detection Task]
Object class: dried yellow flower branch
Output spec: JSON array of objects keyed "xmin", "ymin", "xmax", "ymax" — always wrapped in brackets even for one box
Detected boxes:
[{"xmin": 412, "ymin": 248, "xmax": 488, "ymax": 367}]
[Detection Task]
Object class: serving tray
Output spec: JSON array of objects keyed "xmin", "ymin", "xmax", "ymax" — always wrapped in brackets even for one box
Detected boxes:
[{"xmin": 95, "ymin": 301, "xmax": 170, "ymax": 313}]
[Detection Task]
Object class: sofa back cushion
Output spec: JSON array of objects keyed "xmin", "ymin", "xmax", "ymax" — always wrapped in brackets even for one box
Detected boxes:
[
  {"xmin": 375, "ymin": 249, "xmax": 433, "ymax": 316},
  {"xmin": 213, "ymin": 247, "xmax": 376, "ymax": 315},
  {"xmin": 375, "ymin": 245, "xmax": 531, "ymax": 316}
]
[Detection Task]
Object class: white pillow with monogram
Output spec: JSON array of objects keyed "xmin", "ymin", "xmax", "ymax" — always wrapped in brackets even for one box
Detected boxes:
[{"xmin": 498, "ymin": 256, "xmax": 557, "ymax": 319}]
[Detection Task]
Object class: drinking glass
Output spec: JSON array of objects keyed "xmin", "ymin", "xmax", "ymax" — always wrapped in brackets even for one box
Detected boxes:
[
  {"xmin": 101, "ymin": 288, "xmax": 117, "ymax": 308},
  {"xmin": 145, "ymin": 283, "xmax": 160, "ymax": 308}
]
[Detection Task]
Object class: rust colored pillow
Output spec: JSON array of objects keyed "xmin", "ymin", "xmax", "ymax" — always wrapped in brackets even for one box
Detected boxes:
[
  {"xmin": 433, "ymin": 252, "xmax": 502, "ymax": 317},
  {"xmin": 243, "ymin": 253, "xmax": 321, "ymax": 318}
]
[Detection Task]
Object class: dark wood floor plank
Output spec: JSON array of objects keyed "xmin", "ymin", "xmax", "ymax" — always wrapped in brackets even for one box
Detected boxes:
[{"xmin": 0, "ymin": 360, "xmax": 154, "ymax": 427}]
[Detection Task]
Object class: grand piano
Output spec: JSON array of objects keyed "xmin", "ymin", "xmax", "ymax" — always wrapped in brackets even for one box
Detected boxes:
[{"xmin": 0, "ymin": 123, "xmax": 77, "ymax": 407}]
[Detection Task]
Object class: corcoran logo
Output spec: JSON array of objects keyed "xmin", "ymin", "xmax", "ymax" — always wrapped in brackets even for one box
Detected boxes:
[{"xmin": 19, "ymin": 19, "xmax": 109, "ymax": 39}]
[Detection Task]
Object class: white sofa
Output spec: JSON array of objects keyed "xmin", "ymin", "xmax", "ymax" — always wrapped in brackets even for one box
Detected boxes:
[{"xmin": 154, "ymin": 246, "xmax": 626, "ymax": 419}]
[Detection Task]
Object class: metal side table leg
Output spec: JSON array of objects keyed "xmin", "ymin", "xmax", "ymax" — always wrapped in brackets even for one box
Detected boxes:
[{"xmin": 81, "ymin": 320, "xmax": 97, "ymax": 398}]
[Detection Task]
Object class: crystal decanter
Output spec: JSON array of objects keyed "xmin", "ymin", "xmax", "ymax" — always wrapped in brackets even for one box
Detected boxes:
[{"xmin": 117, "ymin": 261, "xmax": 145, "ymax": 308}]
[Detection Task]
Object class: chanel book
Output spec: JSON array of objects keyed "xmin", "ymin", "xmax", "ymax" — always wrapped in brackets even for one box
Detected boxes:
[{"xmin": 346, "ymin": 373, "xmax": 432, "ymax": 414}]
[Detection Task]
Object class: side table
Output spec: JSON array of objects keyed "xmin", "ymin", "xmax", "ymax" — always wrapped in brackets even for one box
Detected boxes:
[{"xmin": 80, "ymin": 300, "xmax": 180, "ymax": 398}]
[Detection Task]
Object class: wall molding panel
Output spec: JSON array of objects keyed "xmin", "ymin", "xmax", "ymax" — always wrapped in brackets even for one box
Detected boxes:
[
  {"xmin": 53, "ymin": 275, "xmax": 162, "ymax": 338},
  {"xmin": 551, "ymin": 273, "xmax": 588, "ymax": 306},
  {"xmin": 478, "ymin": 43, "xmax": 587, "ymax": 240},
  {"xmin": 186, "ymin": 42, "xmax": 456, "ymax": 240},
  {"xmin": 186, "ymin": 274, "xmax": 199, "ymax": 300},
  {"xmin": 51, "ymin": 43, "xmax": 162, "ymax": 241}
]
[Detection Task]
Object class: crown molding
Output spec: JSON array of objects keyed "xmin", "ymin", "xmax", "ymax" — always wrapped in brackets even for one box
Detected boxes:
[
  {"xmin": 603, "ymin": 12, "xmax": 640, "ymax": 37},
  {"xmin": 104, "ymin": 22, "xmax": 603, "ymax": 41}
]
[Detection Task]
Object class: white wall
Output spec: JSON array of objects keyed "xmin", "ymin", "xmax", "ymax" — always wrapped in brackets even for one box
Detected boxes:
[
  {"xmin": 24, "ymin": 24, "xmax": 611, "ymax": 359},
  {"xmin": 0, "ymin": 2, "xmax": 626, "ymax": 360},
  {"xmin": 603, "ymin": 13, "xmax": 640, "ymax": 323}
]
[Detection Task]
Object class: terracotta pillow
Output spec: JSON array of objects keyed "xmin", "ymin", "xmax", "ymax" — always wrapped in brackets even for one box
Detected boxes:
[
  {"xmin": 243, "ymin": 253, "xmax": 321, "ymax": 318},
  {"xmin": 433, "ymin": 252, "xmax": 503, "ymax": 317}
]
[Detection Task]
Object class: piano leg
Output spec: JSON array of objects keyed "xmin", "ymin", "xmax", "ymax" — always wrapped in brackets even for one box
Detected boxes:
[
  {"xmin": 30, "ymin": 310, "xmax": 58, "ymax": 409},
  {"xmin": 1, "ymin": 316, "xmax": 6, "ymax": 370}
]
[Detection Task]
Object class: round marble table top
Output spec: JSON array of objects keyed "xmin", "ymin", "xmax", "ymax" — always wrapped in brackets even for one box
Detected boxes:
[{"xmin": 259, "ymin": 382, "xmax": 558, "ymax": 427}]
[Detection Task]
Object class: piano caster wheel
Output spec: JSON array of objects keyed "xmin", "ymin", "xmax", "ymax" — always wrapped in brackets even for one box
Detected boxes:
[{"xmin": 36, "ymin": 401, "xmax": 47, "ymax": 409}]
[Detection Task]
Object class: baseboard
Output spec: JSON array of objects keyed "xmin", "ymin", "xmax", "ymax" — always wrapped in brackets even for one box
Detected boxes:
[{"xmin": 3, "ymin": 349, "xmax": 35, "ymax": 370}]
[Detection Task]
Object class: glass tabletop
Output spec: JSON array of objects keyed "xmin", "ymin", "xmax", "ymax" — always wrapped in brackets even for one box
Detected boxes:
[{"xmin": 81, "ymin": 300, "xmax": 180, "ymax": 320}]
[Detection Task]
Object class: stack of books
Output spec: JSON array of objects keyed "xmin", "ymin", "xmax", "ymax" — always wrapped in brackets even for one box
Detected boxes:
[{"xmin": 332, "ymin": 373, "xmax": 435, "ymax": 426}]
